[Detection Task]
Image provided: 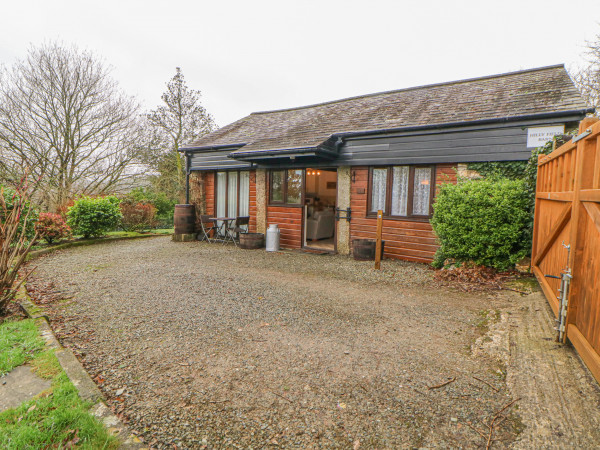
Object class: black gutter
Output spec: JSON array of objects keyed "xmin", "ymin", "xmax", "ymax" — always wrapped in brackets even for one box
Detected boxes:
[
  {"xmin": 329, "ymin": 109, "xmax": 595, "ymax": 141},
  {"xmin": 178, "ymin": 143, "xmax": 247, "ymax": 153},
  {"xmin": 228, "ymin": 146, "xmax": 339, "ymax": 160}
]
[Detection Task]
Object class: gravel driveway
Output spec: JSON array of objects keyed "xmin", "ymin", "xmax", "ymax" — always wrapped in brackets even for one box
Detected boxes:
[{"xmin": 28, "ymin": 237, "xmax": 532, "ymax": 448}]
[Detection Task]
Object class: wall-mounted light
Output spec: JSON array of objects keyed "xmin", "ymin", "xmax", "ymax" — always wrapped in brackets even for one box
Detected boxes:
[
  {"xmin": 352, "ymin": 171, "xmax": 356, "ymax": 183},
  {"xmin": 317, "ymin": 171, "xmax": 321, "ymax": 176}
]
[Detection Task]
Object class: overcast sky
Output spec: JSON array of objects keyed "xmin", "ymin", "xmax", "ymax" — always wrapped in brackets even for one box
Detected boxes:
[{"xmin": 1, "ymin": 1, "xmax": 598, "ymax": 127}]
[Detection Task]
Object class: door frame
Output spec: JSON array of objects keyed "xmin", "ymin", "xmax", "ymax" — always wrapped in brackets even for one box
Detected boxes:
[{"xmin": 302, "ymin": 167, "xmax": 338, "ymax": 253}]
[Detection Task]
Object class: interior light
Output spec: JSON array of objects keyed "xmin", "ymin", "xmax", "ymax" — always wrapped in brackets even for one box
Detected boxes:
[{"xmin": 317, "ymin": 171, "xmax": 321, "ymax": 175}]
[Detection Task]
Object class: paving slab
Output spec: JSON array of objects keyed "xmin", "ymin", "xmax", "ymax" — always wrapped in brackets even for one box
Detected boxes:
[{"xmin": 0, "ymin": 365, "xmax": 51, "ymax": 411}]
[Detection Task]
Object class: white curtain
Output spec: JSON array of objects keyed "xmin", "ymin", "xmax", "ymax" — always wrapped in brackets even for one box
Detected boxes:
[
  {"xmin": 239, "ymin": 172, "xmax": 250, "ymax": 231},
  {"xmin": 371, "ymin": 168, "xmax": 387, "ymax": 213},
  {"xmin": 391, "ymin": 166, "xmax": 409, "ymax": 216},
  {"xmin": 239, "ymin": 172, "xmax": 250, "ymax": 216},
  {"xmin": 216, "ymin": 172, "xmax": 226, "ymax": 218},
  {"xmin": 227, "ymin": 173, "xmax": 238, "ymax": 218},
  {"xmin": 413, "ymin": 168, "xmax": 432, "ymax": 215}
]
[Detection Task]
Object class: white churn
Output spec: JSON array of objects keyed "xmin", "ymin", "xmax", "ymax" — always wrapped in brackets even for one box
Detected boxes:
[{"xmin": 265, "ymin": 224, "xmax": 280, "ymax": 252}]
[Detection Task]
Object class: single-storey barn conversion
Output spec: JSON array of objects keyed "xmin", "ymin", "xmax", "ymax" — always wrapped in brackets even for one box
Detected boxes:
[{"xmin": 180, "ymin": 64, "xmax": 591, "ymax": 263}]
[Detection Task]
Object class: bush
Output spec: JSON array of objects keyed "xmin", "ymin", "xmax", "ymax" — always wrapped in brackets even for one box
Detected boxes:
[
  {"xmin": 1, "ymin": 185, "xmax": 38, "ymax": 240},
  {"xmin": 66, "ymin": 196, "xmax": 122, "ymax": 238},
  {"xmin": 431, "ymin": 178, "xmax": 531, "ymax": 270},
  {"xmin": 120, "ymin": 200, "xmax": 157, "ymax": 231},
  {"xmin": 35, "ymin": 213, "xmax": 71, "ymax": 244},
  {"xmin": 124, "ymin": 188, "xmax": 175, "ymax": 228},
  {"xmin": 1, "ymin": 181, "xmax": 38, "ymax": 313}
]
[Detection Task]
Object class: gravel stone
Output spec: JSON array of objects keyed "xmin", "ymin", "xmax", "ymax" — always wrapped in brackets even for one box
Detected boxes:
[{"xmin": 29, "ymin": 237, "xmax": 524, "ymax": 448}]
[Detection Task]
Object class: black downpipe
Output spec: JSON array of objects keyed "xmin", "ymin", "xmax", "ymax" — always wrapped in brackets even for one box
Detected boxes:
[{"xmin": 185, "ymin": 152, "xmax": 190, "ymax": 204}]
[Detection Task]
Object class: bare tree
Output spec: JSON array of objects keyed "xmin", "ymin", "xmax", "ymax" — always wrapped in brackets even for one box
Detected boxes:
[
  {"xmin": 144, "ymin": 68, "xmax": 217, "ymax": 200},
  {"xmin": 0, "ymin": 43, "xmax": 143, "ymax": 210},
  {"xmin": 574, "ymin": 32, "xmax": 600, "ymax": 111}
]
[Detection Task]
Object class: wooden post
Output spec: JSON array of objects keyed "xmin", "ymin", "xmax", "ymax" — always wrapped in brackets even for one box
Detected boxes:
[
  {"xmin": 565, "ymin": 117, "xmax": 599, "ymax": 342},
  {"xmin": 374, "ymin": 210, "xmax": 383, "ymax": 270}
]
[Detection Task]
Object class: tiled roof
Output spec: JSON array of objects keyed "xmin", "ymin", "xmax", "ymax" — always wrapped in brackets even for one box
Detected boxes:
[{"xmin": 183, "ymin": 65, "xmax": 589, "ymax": 153}]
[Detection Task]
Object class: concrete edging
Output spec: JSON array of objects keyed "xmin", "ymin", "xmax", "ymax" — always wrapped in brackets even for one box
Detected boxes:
[{"xmin": 16, "ymin": 288, "xmax": 146, "ymax": 449}]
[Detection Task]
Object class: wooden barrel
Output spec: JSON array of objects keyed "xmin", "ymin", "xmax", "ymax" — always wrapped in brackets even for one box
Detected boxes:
[
  {"xmin": 174, "ymin": 204, "xmax": 196, "ymax": 234},
  {"xmin": 353, "ymin": 239, "xmax": 385, "ymax": 261},
  {"xmin": 239, "ymin": 233, "xmax": 264, "ymax": 249}
]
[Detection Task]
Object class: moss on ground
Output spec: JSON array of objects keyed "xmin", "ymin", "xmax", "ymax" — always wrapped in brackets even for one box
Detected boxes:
[{"xmin": 0, "ymin": 319, "xmax": 119, "ymax": 449}]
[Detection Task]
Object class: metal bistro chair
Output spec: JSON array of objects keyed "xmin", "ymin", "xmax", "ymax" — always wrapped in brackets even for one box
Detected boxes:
[
  {"xmin": 225, "ymin": 216, "xmax": 250, "ymax": 246},
  {"xmin": 198, "ymin": 215, "xmax": 219, "ymax": 243}
]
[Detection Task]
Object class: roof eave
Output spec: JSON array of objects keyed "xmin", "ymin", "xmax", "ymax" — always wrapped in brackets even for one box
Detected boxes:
[
  {"xmin": 229, "ymin": 146, "xmax": 338, "ymax": 161},
  {"xmin": 330, "ymin": 108, "xmax": 594, "ymax": 141},
  {"xmin": 178, "ymin": 143, "xmax": 246, "ymax": 153}
]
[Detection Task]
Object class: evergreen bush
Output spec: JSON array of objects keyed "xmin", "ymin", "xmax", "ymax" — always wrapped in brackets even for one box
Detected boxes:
[
  {"xmin": 66, "ymin": 196, "xmax": 122, "ymax": 238},
  {"xmin": 431, "ymin": 178, "xmax": 530, "ymax": 270}
]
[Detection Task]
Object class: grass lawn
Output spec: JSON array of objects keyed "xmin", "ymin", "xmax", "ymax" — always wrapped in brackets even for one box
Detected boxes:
[
  {"xmin": 0, "ymin": 319, "xmax": 118, "ymax": 449},
  {"xmin": 28, "ymin": 228, "xmax": 174, "ymax": 255}
]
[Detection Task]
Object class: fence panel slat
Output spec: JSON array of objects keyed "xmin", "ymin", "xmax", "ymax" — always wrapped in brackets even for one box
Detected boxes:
[{"xmin": 532, "ymin": 118, "xmax": 600, "ymax": 385}]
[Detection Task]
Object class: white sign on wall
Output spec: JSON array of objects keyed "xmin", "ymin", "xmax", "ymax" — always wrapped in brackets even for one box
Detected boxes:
[{"xmin": 527, "ymin": 125, "xmax": 565, "ymax": 148}]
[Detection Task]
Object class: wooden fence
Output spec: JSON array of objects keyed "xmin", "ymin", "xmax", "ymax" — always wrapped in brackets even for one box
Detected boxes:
[{"xmin": 532, "ymin": 117, "xmax": 600, "ymax": 383}]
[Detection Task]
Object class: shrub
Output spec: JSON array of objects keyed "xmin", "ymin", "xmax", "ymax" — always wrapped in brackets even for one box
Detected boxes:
[
  {"xmin": 125, "ymin": 187, "xmax": 175, "ymax": 227},
  {"xmin": 1, "ymin": 185, "xmax": 38, "ymax": 240},
  {"xmin": 66, "ymin": 196, "xmax": 122, "ymax": 238},
  {"xmin": 35, "ymin": 213, "xmax": 71, "ymax": 244},
  {"xmin": 1, "ymin": 182, "xmax": 37, "ymax": 313},
  {"xmin": 120, "ymin": 200, "xmax": 157, "ymax": 231},
  {"xmin": 431, "ymin": 178, "xmax": 531, "ymax": 270}
]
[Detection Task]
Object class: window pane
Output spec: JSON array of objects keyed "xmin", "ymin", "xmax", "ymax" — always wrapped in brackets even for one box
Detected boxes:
[
  {"xmin": 412, "ymin": 167, "xmax": 432, "ymax": 215},
  {"xmin": 286, "ymin": 169, "xmax": 303, "ymax": 204},
  {"xmin": 391, "ymin": 166, "xmax": 409, "ymax": 216},
  {"xmin": 216, "ymin": 172, "xmax": 227, "ymax": 218},
  {"xmin": 271, "ymin": 170, "xmax": 284, "ymax": 202},
  {"xmin": 239, "ymin": 171, "xmax": 250, "ymax": 217},
  {"xmin": 227, "ymin": 173, "xmax": 238, "ymax": 218},
  {"xmin": 371, "ymin": 168, "xmax": 387, "ymax": 213}
]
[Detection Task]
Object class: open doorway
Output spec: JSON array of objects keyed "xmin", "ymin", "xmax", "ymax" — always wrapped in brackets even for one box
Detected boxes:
[{"xmin": 303, "ymin": 168, "xmax": 337, "ymax": 252}]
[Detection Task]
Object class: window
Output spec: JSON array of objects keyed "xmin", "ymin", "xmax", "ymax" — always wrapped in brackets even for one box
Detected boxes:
[
  {"xmin": 215, "ymin": 171, "xmax": 250, "ymax": 220},
  {"xmin": 369, "ymin": 166, "xmax": 434, "ymax": 218},
  {"xmin": 270, "ymin": 169, "xmax": 303, "ymax": 205}
]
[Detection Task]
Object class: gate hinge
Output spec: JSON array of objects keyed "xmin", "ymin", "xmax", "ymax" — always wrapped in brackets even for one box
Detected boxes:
[{"xmin": 335, "ymin": 207, "xmax": 351, "ymax": 222}]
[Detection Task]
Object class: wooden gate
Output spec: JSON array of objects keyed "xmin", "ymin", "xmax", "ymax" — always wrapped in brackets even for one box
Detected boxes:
[{"xmin": 532, "ymin": 117, "xmax": 600, "ymax": 383}]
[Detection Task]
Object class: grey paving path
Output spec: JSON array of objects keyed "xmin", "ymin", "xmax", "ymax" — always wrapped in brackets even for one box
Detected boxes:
[{"xmin": 0, "ymin": 365, "xmax": 51, "ymax": 411}]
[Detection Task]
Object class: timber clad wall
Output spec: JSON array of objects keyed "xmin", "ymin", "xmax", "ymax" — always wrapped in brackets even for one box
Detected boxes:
[
  {"xmin": 265, "ymin": 174, "xmax": 303, "ymax": 248},
  {"xmin": 249, "ymin": 171, "xmax": 257, "ymax": 233},
  {"xmin": 266, "ymin": 206, "xmax": 303, "ymax": 249},
  {"xmin": 349, "ymin": 165, "xmax": 457, "ymax": 263},
  {"xmin": 205, "ymin": 172, "xmax": 215, "ymax": 217}
]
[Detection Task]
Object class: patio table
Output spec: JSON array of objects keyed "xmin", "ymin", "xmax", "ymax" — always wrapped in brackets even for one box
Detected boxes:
[{"xmin": 209, "ymin": 217, "xmax": 236, "ymax": 243}]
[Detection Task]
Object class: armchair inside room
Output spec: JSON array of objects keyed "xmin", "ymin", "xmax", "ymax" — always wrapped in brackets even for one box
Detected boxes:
[{"xmin": 306, "ymin": 209, "xmax": 335, "ymax": 241}]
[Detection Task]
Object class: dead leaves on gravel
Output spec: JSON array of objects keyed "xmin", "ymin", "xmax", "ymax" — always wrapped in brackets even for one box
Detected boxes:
[{"xmin": 434, "ymin": 263, "xmax": 529, "ymax": 293}]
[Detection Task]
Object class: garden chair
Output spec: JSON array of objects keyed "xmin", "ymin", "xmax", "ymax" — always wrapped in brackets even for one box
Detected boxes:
[
  {"xmin": 225, "ymin": 216, "xmax": 250, "ymax": 246},
  {"xmin": 198, "ymin": 215, "xmax": 219, "ymax": 243}
]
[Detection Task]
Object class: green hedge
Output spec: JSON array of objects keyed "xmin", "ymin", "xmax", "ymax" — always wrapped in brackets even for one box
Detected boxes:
[
  {"xmin": 431, "ymin": 178, "xmax": 531, "ymax": 270},
  {"xmin": 66, "ymin": 196, "xmax": 122, "ymax": 238}
]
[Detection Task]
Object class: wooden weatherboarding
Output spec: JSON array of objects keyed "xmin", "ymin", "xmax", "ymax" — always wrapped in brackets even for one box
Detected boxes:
[{"xmin": 531, "ymin": 117, "xmax": 600, "ymax": 383}]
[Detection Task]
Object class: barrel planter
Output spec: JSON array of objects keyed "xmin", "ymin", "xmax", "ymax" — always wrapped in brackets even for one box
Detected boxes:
[
  {"xmin": 239, "ymin": 233, "xmax": 265, "ymax": 249},
  {"xmin": 174, "ymin": 204, "xmax": 196, "ymax": 235},
  {"xmin": 352, "ymin": 239, "xmax": 385, "ymax": 261}
]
